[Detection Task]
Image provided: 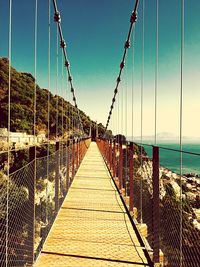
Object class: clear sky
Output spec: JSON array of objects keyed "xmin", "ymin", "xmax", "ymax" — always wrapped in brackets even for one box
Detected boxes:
[{"xmin": 0, "ymin": 0, "xmax": 200, "ymax": 140}]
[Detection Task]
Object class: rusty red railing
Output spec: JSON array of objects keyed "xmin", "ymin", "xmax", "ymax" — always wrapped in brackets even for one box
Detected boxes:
[{"xmin": 97, "ymin": 137, "xmax": 200, "ymax": 267}]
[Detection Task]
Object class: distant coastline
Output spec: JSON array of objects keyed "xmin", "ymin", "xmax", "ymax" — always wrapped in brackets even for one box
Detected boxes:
[
  {"xmin": 142, "ymin": 143, "xmax": 200, "ymax": 177},
  {"xmin": 128, "ymin": 132, "xmax": 200, "ymax": 144},
  {"xmin": 127, "ymin": 135, "xmax": 200, "ymax": 177}
]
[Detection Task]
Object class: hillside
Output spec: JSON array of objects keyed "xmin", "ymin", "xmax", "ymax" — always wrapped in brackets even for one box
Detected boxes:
[{"xmin": 0, "ymin": 57, "xmax": 107, "ymax": 138}]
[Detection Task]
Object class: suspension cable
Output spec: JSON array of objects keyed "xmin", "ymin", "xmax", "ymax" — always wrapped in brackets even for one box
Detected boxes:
[
  {"xmin": 180, "ymin": 0, "xmax": 184, "ymax": 266},
  {"xmin": 141, "ymin": 0, "xmax": 144, "ymax": 152},
  {"xmin": 155, "ymin": 0, "xmax": 158, "ymax": 145},
  {"xmin": 32, "ymin": 0, "xmax": 38, "ymax": 262},
  {"xmin": 47, "ymin": 0, "xmax": 51, "ymax": 151},
  {"xmin": 121, "ymin": 76, "xmax": 124, "ymax": 136},
  {"xmin": 52, "ymin": 0, "xmax": 85, "ymax": 136},
  {"xmin": 6, "ymin": 1, "xmax": 12, "ymax": 266},
  {"xmin": 115, "ymin": 87, "xmax": 119, "ymax": 139},
  {"xmin": 104, "ymin": 0, "xmax": 140, "ymax": 134},
  {"xmin": 125, "ymin": 57, "xmax": 128, "ymax": 141},
  {"xmin": 34, "ymin": 0, "xmax": 37, "ymax": 141},
  {"xmin": 131, "ymin": 30, "xmax": 134, "ymax": 142},
  {"xmin": 125, "ymin": 50, "xmax": 128, "ymax": 195},
  {"xmin": 61, "ymin": 52, "xmax": 64, "ymax": 141},
  {"xmin": 56, "ymin": 25, "xmax": 59, "ymax": 140},
  {"xmin": 46, "ymin": 0, "xmax": 51, "ymax": 224},
  {"xmin": 140, "ymin": 0, "xmax": 145, "ymax": 224}
]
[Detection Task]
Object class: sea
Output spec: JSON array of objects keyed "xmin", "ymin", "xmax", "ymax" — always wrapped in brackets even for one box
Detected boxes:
[{"xmin": 140, "ymin": 142, "xmax": 200, "ymax": 177}]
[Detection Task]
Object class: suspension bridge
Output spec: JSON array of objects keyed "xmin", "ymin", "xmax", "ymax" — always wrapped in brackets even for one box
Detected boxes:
[{"xmin": 0, "ymin": 0, "xmax": 200, "ymax": 266}]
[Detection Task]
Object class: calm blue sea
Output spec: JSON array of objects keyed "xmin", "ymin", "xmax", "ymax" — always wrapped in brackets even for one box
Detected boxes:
[{"xmin": 143, "ymin": 143, "xmax": 200, "ymax": 176}]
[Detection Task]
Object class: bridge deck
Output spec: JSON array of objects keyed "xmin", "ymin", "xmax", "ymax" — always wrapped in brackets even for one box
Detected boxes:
[{"xmin": 35, "ymin": 142, "xmax": 150, "ymax": 267}]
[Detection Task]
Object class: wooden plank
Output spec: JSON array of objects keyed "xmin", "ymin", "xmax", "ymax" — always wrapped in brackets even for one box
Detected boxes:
[{"xmin": 35, "ymin": 142, "xmax": 150, "ymax": 267}]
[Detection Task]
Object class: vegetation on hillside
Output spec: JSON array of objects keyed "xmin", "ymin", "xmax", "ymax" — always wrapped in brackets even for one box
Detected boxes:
[{"xmin": 0, "ymin": 57, "xmax": 109, "ymax": 138}]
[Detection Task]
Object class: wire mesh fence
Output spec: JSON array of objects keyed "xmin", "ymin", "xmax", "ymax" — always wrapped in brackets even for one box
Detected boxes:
[
  {"xmin": 97, "ymin": 138, "xmax": 200, "ymax": 267},
  {"xmin": 158, "ymin": 148, "xmax": 200, "ymax": 267},
  {"xmin": 0, "ymin": 161, "xmax": 35, "ymax": 266},
  {"xmin": 35, "ymin": 152, "xmax": 56, "ymax": 259},
  {"xmin": 0, "ymin": 138, "xmax": 91, "ymax": 266}
]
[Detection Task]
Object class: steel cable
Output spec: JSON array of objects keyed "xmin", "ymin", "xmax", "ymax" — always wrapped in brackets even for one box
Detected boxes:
[
  {"xmin": 5, "ymin": 1, "xmax": 12, "ymax": 266},
  {"xmin": 154, "ymin": 0, "xmax": 158, "ymax": 146},
  {"xmin": 104, "ymin": 0, "xmax": 140, "ymax": 134},
  {"xmin": 52, "ymin": 0, "xmax": 85, "ymax": 137},
  {"xmin": 139, "ymin": 0, "xmax": 145, "ymax": 224},
  {"xmin": 179, "ymin": 0, "xmax": 184, "ymax": 265}
]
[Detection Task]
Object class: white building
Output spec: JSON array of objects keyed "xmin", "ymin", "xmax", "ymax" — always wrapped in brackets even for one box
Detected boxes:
[{"xmin": 0, "ymin": 128, "xmax": 46, "ymax": 148}]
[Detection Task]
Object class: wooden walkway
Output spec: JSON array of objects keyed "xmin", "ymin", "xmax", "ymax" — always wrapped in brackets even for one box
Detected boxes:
[{"xmin": 35, "ymin": 142, "xmax": 151, "ymax": 267}]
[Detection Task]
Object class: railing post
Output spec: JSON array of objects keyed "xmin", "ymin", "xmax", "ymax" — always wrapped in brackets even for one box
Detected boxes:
[
  {"xmin": 107, "ymin": 140, "xmax": 109, "ymax": 163},
  {"xmin": 77, "ymin": 139, "xmax": 80, "ymax": 168},
  {"xmin": 129, "ymin": 142, "xmax": 134, "ymax": 212},
  {"xmin": 153, "ymin": 146, "xmax": 160, "ymax": 264},
  {"xmin": 72, "ymin": 140, "xmax": 75, "ymax": 178},
  {"xmin": 105, "ymin": 140, "xmax": 108, "ymax": 162},
  {"xmin": 108, "ymin": 140, "xmax": 110, "ymax": 167},
  {"xmin": 102, "ymin": 140, "xmax": 104, "ymax": 157},
  {"xmin": 75, "ymin": 139, "xmax": 78, "ymax": 172},
  {"xmin": 119, "ymin": 142, "xmax": 123, "ymax": 189},
  {"xmin": 113, "ymin": 140, "xmax": 116, "ymax": 178},
  {"xmin": 81, "ymin": 139, "xmax": 83, "ymax": 161},
  {"xmin": 29, "ymin": 146, "xmax": 35, "ymax": 265},
  {"xmin": 66, "ymin": 140, "xmax": 70, "ymax": 191},
  {"xmin": 104, "ymin": 140, "xmax": 106, "ymax": 159},
  {"xmin": 55, "ymin": 141, "xmax": 60, "ymax": 212},
  {"xmin": 109, "ymin": 140, "xmax": 112, "ymax": 170},
  {"xmin": 79, "ymin": 140, "xmax": 82, "ymax": 163}
]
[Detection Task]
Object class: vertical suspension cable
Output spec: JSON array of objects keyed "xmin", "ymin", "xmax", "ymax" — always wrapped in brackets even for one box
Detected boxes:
[
  {"xmin": 47, "ymin": 0, "xmax": 51, "ymax": 223},
  {"xmin": 61, "ymin": 53, "xmax": 64, "ymax": 141},
  {"xmin": 112, "ymin": 98, "xmax": 114, "ymax": 136},
  {"xmin": 56, "ymin": 26, "xmax": 59, "ymax": 140},
  {"xmin": 72, "ymin": 102, "xmax": 74, "ymax": 177},
  {"xmin": 33, "ymin": 0, "xmax": 38, "ymax": 262},
  {"xmin": 118, "ymin": 84, "xmax": 121, "ymax": 138},
  {"xmin": 140, "ymin": 0, "xmax": 145, "ymax": 224},
  {"xmin": 64, "ymin": 55, "xmax": 68, "ymax": 187},
  {"xmin": 115, "ymin": 97, "xmax": 118, "ymax": 136},
  {"xmin": 61, "ymin": 51, "xmax": 64, "ymax": 171},
  {"xmin": 141, "ymin": 0, "xmax": 144, "ymax": 148},
  {"xmin": 111, "ymin": 100, "xmax": 114, "ymax": 136},
  {"xmin": 115, "ymin": 99, "xmax": 117, "ymax": 136},
  {"xmin": 34, "ymin": 1, "xmax": 37, "ymax": 139},
  {"xmin": 66, "ymin": 75, "xmax": 70, "ymax": 181},
  {"xmin": 110, "ymin": 111, "xmax": 113, "ymax": 136},
  {"xmin": 116, "ymin": 94, "xmax": 118, "ymax": 137},
  {"xmin": 118, "ymin": 84, "xmax": 120, "ymax": 143},
  {"xmin": 70, "ymin": 96, "xmax": 72, "ymax": 137},
  {"xmin": 131, "ymin": 29, "xmax": 135, "ymax": 142},
  {"xmin": 72, "ymin": 104, "xmax": 74, "ymax": 136},
  {"xmin": 70, "ymin": 98, "xmax": 72, "ymax": 138},
  {"xmin": 70, "ymin": 96, "xmax": 73, "ymax": 178},
  {"xmin": 6, "ymin": 1, "xmax": 12, "ymax": 266},
  {"xmin": 65, "ymin": 73, "xmax": 68, "ymax": 139},
  {"xmin": 125, "ymin": 61, "xmax": 128, "ymax": 141},
  {"xmin": 121, "ymin": 80, "xmax": 124, "ymax": 136},
  {"xmin": 111, "ymin": 106, "xmax": 113, "ymax": 136},
  {"xmin": 155, "ymin": 0, "xmax": 158, "ymax": 145},
  {"xmin": 180, "ymin": 0, "xmax": 184, "ymax": 266},
  {"xmin": 125, "ymin": 52, "xmax": 128, "ymax": 195},
  {"xmin": 113, "ymin": 107, "xmax": 115, "ymax": 135}
]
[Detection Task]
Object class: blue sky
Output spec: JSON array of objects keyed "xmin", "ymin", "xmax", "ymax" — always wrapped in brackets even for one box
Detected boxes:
[{"xmin": 0, "ymin": 0, "xmax": 200, "ymax": 139}]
